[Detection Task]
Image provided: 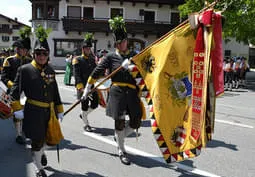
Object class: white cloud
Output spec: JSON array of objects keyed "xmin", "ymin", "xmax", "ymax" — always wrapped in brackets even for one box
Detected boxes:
[{"xmin": 0, "ymin": 1, "xmax": 31, "ymax": 26}]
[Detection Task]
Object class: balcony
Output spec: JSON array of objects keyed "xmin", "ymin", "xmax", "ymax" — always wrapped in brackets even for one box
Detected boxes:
[
  {"xmin": 62, "ymin": 17, "xmax": 177, "ymax": 37},
  {"xmin": 93, "ymin": 0, "xmax": 184, "ymax": 6},
  {"xmin": 0, "ymin": 28, "xmax": 13, "ymax": 34}
]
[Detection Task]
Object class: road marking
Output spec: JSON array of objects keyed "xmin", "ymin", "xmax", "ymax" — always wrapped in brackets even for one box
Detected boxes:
[
  {"xmin": 215, "ymin": 119, "xmax": 253, "ymax": 129},
  {"xmin": 83, "ymin": 131, "xmax": 221, "ymax": 177}
]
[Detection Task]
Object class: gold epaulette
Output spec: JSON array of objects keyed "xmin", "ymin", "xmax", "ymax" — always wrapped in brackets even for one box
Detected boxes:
[{"xmin": 72, "ymin": 56, "xmax": 79, "ymax": 65}]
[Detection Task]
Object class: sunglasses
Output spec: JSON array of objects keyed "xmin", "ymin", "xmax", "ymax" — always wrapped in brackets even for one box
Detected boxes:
[{"xmin": 35, "ymin": 51, "xmax": 48, "ymax": 56}]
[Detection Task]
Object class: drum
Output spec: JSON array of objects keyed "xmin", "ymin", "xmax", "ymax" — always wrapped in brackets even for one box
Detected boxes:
[
  {"xmin": 0, "ymin": 81, "xmax": 12, "ymax": 119},
  {"xmin": 95, "ymin": 78, "xmax": 111, "ymax": 108}
]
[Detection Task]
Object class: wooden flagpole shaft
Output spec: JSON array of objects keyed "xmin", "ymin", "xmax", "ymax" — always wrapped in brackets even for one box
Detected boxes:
[{"xmin": 63, "ymin": 65, "xmax": 124, "ymax": 116}]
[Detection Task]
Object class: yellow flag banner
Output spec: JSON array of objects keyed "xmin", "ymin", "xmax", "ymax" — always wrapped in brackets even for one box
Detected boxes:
[{"xmin": 130, "ymin": 9, "xmax": 222, "ymax": 163}]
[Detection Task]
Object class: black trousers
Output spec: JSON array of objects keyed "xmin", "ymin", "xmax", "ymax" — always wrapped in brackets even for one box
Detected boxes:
[{"xmin": 77, "ymin": 90, "xmax": 99, "ymax": 111}]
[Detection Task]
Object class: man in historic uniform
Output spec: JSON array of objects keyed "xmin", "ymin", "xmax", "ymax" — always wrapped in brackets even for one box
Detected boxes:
[
  {"xmin": 82, "ymin": 16, "xmax": 142, "ymax": 165},
  {"xmin": 72, "ymin": 33, "xmax": 99, "ymax": 132},
  {"xmin": 10, "ymin": 25, "xmax": 64, "ymax": 177},
  {"xmin": 1, "ymin": 28, "xmax": 32, "ymax": 144}
]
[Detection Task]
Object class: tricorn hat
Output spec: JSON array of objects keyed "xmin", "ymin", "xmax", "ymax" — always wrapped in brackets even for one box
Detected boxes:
[
  {"xmin": 34, "ymin": 24, "xmax": 51, "ymax": 51},
  {"xmin": 83, "ymin": 32, "xmax": 94, "ymax": 48},
  {"xmin": 108, "ymin": 16, "xmax": 127, "ymax": 43},
  {"xmin": 19, "ymin": 26, "xmax": 32, "ymax": 50}
]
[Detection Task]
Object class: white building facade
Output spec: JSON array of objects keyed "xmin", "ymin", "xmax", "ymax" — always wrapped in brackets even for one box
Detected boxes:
[
  {"xmin": 30, "ymin": 0, "xmax": 184, "ymax": 68},
  {"xmin": 29, "ymin": 0, "xmax": 252, "ymax": 68},
  {"xmin": 0, "ymin": 14, "xmax": 30, "ymax": 50}
]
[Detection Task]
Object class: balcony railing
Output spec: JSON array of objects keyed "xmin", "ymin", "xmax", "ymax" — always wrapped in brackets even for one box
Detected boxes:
[
  {"xmin": 94, "ymin": 0, "xmax": 184, "ymax": 5},
  {"xmin": 0, "ymin": 28, "xmax": 13, "ymax": 34},
  {"xmin": 62, "ymin": 17, "xmax": 177, "ymax": 36}
]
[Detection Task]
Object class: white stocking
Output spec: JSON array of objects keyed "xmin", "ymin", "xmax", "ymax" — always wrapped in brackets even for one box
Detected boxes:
[
  {"xmin": 115, "ymin": 130, "xmax": 126, "ymax": 155},
  {"xmin": 32, "ymin": 150, "xmax": 43, "ymax": 172}
]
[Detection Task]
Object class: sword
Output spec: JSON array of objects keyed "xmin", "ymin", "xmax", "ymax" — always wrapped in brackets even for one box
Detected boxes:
[{"xmin": 57, "ymin": 144, "xmax": 60, "ymax": 163}]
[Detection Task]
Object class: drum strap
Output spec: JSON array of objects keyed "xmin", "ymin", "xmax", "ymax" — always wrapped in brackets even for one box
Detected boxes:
[{"xmin": 112, "ymin": 82, "xmax": 136, "ymax": 89}]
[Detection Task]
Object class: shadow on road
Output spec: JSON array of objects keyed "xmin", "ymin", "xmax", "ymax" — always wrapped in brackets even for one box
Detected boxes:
[
  {"xmin": 128, "ymin": 154, "xmax": 206, "ymax": 176},
  {"xmin": 0, "ymin": 119, "xmax": 32, "ymax": 177},
  {"xmin": 92, "ymin": 127, "xmax": 114, "ymax": 136},
  {"xmin": 177, "ymin": 160, "xmax": 204, "ymax": 177},
  {"xmin": 141, "ymin": 119, "xmax": 151, "ymax": 127},
  {"xmin": 46, "ymin": 166, "xmax": 105, "ymax": 177},
  {"xmin": 206, "ymin": 139, "xmax": 238, "ymax": 151}
]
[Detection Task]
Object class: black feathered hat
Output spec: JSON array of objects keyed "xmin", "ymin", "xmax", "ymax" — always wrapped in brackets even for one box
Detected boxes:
[
  {"xmin": 12, "ymin": 40, "xmax": 24, "ymax": 48},
  {"xmin": 34, "ymin": 25, "xmax": 51, "ymax": 51},
  {"xmin": 108, "ymin": 16, "xmax": 127, "ymax": 43},
  {"xmin": 82, "ymin": 33, "xmax": 94, "ymax": 48},
  {"xmin": 19, "ymin": 26, "xmax": 31, "ymax": 50}
]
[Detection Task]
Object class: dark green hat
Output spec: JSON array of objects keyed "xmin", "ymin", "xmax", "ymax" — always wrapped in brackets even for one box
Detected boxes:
[
  {"xmin": 108, "ymin": 16, "xmax": 127, "ymax": 43},
  {"xmin": 19, "ymin": 26, "xmax": 31, "ymax": 50},
  {"xmin": 83, "ymin": 33, "xmax": 94, "ymax": 48},
  {"xmin": 34, "ymin": 25, "xmax": 51, "ymax": 51}
]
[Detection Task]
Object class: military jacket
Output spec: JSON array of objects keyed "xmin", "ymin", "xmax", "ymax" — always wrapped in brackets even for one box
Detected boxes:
[
  {"xmin": 10, "ymin": 60, "xmax": 63, "ymax": 141},
  {"xmin": 72, "ymin": 54, "xmax": 97, "ymax": 89},
  {"xmin": 1, "ymin": 54, "xmax": 32, "ymax": 88},
  {"xmin": 89, "ymin": 50, "xmax": 136, "ymax": 86}
]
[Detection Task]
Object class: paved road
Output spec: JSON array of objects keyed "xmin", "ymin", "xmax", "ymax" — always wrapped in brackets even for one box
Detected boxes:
[{"xmin": 0, "ymin": 73, "xmax": 255, "ymax": 177}]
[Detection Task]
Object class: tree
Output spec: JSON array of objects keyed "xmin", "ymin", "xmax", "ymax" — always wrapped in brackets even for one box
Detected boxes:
[{"xmin": 178, "ymin": 0, "xmax": 255, "ymax": 45}]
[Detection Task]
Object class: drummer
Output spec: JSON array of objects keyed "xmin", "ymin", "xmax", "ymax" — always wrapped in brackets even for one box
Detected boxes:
[
  {"xmin": 1, "ymin": 35, "xmax": 32, "ymax": 144},
  {"xmin": 72, "ymin": 33, "xmax": 99, "ymax": 132}
]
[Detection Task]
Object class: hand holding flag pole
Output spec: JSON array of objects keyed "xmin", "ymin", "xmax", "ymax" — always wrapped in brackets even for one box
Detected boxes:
[{"xmin": 63, "ymin": 61, "xmax": 132, "ymax": 116}]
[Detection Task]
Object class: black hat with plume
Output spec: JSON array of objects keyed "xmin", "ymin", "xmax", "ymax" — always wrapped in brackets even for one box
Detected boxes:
[
  {"xmin": 12, "ymin": 40, "xmax": 24, "ymax": 49},
  {"xmin": 83, "ymin": 32, "xmax": 94, "ymax": 48},
  {"xmin": 108, "ymin": 16, "xmax": 127, "ymax": 43},
  {"xmin": 19, "ymin": 26, "xmax": 32, "ymax": 50},
  {"xmin": 34, "ymin": 24, "xmax": 52, "ymax": 51}
]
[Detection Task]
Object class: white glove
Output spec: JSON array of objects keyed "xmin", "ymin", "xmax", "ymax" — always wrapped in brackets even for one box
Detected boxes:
[
  {"xmin": 58, "ymin": 112, "xmax": 64, "ymax": 122},
  {"xmin": 14, "ymin": 110, "xmax": 24, "ymax": 120},
  {"xmin": 121, "ymin": 58, "xmax": 130, "ymax": 70},
  {"xmin": 81, "ymin": 83, "xmax": 92, "ymax": 101}
]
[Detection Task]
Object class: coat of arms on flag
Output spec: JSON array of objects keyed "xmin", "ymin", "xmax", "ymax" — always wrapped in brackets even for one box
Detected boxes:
[{"xmin": 130, "ymin": 6, "xmax": 224, "ymax": 163}]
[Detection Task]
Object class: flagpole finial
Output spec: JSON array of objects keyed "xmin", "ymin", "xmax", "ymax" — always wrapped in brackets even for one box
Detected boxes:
[{"xmin": 205, "ymin": 1, "xmax": 209, "ymax": 6}]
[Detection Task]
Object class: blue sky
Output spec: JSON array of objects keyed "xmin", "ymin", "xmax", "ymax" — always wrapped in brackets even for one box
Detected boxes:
[{"xmin": 0, "ymin": 0, "xmax": 31, "ymax": 26}]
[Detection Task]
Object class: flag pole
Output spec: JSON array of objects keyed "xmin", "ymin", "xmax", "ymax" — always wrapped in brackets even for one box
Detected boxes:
[{"xmin": 63, "ymin": 65, "xmax": 123, "ymax": 116}]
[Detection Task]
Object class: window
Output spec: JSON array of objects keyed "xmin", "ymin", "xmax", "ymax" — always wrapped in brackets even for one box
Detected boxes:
[
  {"xmin": 47, "ymin": 5, "xmax": 56, "ymax": 18},
  {"xmin": 83, "ymin": 7, "xmax": 94, "ymax": 19},
  {"xmin": 12, "ymin": 36, "xmax": 19, "ymax": 41},
  {"xmin": 36, "ymin": 6, "xmax": 44, "ymax": 19},
  {"xmin": 12, "ymin": 25, "xmax": 20, "ymax": 29},
  {"xmin": 67, "ymin": 6, "xmax": 81, "ymax": 18},
  {"xmin": 110, "ymin": 8, "xmax": 123, "ymax": 19},
  {"xmin": 170, "ymin": 12, "xmax": 180, "ymax": 25},
  {"xmin": 54, "ymin": 39, "xmax": 83, "ymax": 57},
  {"xmin": 144, "ymin": 11, "xmax": 155, "ymax": 23},
  {"xmin": 224, "ymin": 50, "xmax": 231, "ymax": 57},
  {"xmin": 2, "ymin": 24, "xmax": 10, "ymax": 29},
  {"xmin": 2, "ymin": 36, "xmax": 10, "ymax": 42}
]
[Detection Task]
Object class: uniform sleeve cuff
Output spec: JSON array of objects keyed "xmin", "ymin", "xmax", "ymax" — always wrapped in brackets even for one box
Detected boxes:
[
  {"xmin": 76, "ymin": 83, "xmax": 84, "ymax": 90},
  {"xmin": 11, "ymin": 101, "xmax": 23, "ymax": 111},
  {"xmin": 7, "ymin": 80, "xmax": 14, "ymax": 88},
  {"xmin": 87, "ymin": 76, "xmax": 96, "ymax": 85},
  {"xmin": 56, "ymin": 104, "xmax": 64, "ymax": 113}
]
